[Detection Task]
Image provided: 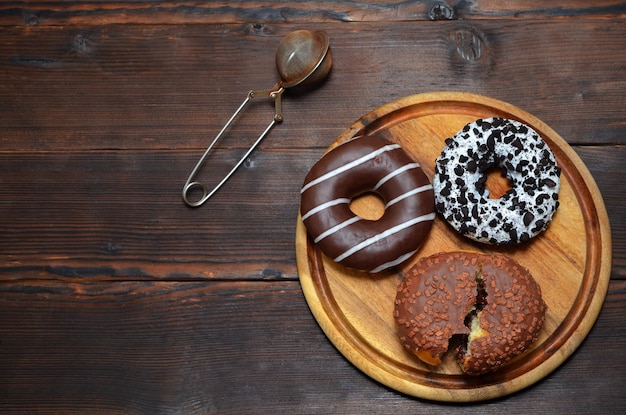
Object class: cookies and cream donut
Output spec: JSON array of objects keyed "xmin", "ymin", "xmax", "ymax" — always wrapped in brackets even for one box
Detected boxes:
[
  {"xmin": 300, "ymin": 135, "xmax": 435, "ymax": 273},
  {"xmin": 394, "ymin": 251, "xmax": 546, "ymax": 375},
  {"xmin": 433, "ymin": 118, "xmax": 561, "ymax": 245}
]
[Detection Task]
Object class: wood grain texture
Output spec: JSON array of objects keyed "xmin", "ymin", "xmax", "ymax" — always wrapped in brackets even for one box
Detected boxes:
[
  {"xmin": 0, "ymin": 280, "xmax": 624, "ymax": 414},
  {"xmin": 0, "ymin": 0, "xmax": 624, "ymax": 412},
  {"xmin": 1, "ymin": 20, "xmax": 625, "ymax": 151},
  {"xmin": 1, "ymin": 1, "xmax": 625, "ymax": 25}
]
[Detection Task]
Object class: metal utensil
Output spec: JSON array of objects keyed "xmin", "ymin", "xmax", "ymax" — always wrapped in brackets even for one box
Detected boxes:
[{"xmin": 182, "ymin": 30, "xmax": 332, "ymax": 207}]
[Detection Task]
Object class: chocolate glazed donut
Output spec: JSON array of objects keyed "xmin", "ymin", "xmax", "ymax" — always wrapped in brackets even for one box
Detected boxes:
[
  {"xmin": 300, "ymin": 136, "xmax": 435, "ymax": 273},
  {"xmin": 394, "ymin": 251, "xmax": 547, "ymax": 375}
]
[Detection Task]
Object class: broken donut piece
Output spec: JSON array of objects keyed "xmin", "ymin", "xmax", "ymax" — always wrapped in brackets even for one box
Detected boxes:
[{"xmin": 393, "ymin": 251, "xmax": 546, "ymax": 375}]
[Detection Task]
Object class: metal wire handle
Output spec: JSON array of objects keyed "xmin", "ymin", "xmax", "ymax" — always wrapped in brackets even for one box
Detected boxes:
[{"xmin": 182, "ymin": 85, "xmax": 285, "ymax": 207}]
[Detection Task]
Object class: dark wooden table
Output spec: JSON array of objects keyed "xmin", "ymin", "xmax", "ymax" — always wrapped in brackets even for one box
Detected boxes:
[{"xmin": 1, "ymin": 1, "xmax": 624, "ymax": 413}]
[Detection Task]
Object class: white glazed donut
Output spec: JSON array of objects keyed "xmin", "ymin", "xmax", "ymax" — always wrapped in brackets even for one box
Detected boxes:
[{"xmin": 433, "ymin": 118, "xmax": 561, "ymax": 245}]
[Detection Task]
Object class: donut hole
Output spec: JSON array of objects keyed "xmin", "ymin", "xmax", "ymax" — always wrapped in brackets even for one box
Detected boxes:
[
  {"xmin": 349, "ymin": 192, "xmax": 385, "ymax": 221},
  {"xmin": 483, "ymin": 165, "xmax": 513, "ymax": 199}
]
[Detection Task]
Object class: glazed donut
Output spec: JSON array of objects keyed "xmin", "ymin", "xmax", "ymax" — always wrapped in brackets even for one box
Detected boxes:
[
  {"xmin": 394, "ymin": 251, "xmax": 546, "ymax": 375},
  {"xmin": 433, "ymin": 117, "xmax": 561, "ymax": 245},
  {"xmin": 300, "ymin": 135, "xmax": 435, "ymax": 273}
]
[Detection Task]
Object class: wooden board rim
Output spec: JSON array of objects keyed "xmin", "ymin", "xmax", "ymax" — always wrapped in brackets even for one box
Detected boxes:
[{"xmin": 295, "ymin": 91, "xmax": 612, "ymax": 402}]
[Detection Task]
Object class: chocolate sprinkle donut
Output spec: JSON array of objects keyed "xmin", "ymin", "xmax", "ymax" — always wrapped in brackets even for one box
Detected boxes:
[
  {"xmin": 300, "ymin": 136, "xmax": 435, "ymax": 273},
  {"xmin": 394, "ymin": 251, "xmax": 546, "ymax": 375},
  {"xmin": 433, "ymin": 118, "xmax": 561, "ymax": 245}
]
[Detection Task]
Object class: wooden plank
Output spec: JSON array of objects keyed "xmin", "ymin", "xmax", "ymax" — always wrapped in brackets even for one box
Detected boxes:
[
  {"xmin": 1, "ymin": 20, "xmax": 625, "ymax": 151},
  {"xmin": 0, "ymin": 146, "xmax": 622, "ymax": 281},
  {"xmin": 1, "ymin": 1, "xmax": 625, "ymax": 25},
  {"xmin": 0, "ymin": 148, "xmax": 311, "ymax": 280},
  {"xmin": 0, "ymin": 279, "xmax": 624, "ymax": 413},
  {"xmin": 0, "ymin": 2, "xmax": 623, "ymax": 413},
  {"xmin": 575, "ymin": 146, "xmax": 626, "ymax": 280}
]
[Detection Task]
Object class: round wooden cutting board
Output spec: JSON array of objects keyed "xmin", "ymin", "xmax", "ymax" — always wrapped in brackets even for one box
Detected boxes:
[{"xmin": 295, "ymin": 92, "xmax": 612, "ymax": 402}]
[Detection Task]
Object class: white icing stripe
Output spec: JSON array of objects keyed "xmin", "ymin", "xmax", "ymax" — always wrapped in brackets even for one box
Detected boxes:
[
  {"xmin": 334, "ymin": 212, "xmax": 436, "ymax": 263},
  {"xmin": 314, "ymin": 216, "xmax": 362, "ymax": 244},
  {"xmin": 373, "ymin": 163, "xmax": 420, "ymax": 190},
  {"xmin": 384, "ymin": 184, "xmax": 433, "ymax": 209},
  {"xmin": 301, "ymin": 198, "xmax": 351, "ymax": 221},
  {"xmin": 369, "ymin": 250, "xmax": 417, "ymax": 273},
  {"xmin": 301, "ymin": 144, "xmax": 401, "ymax": 193}
]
